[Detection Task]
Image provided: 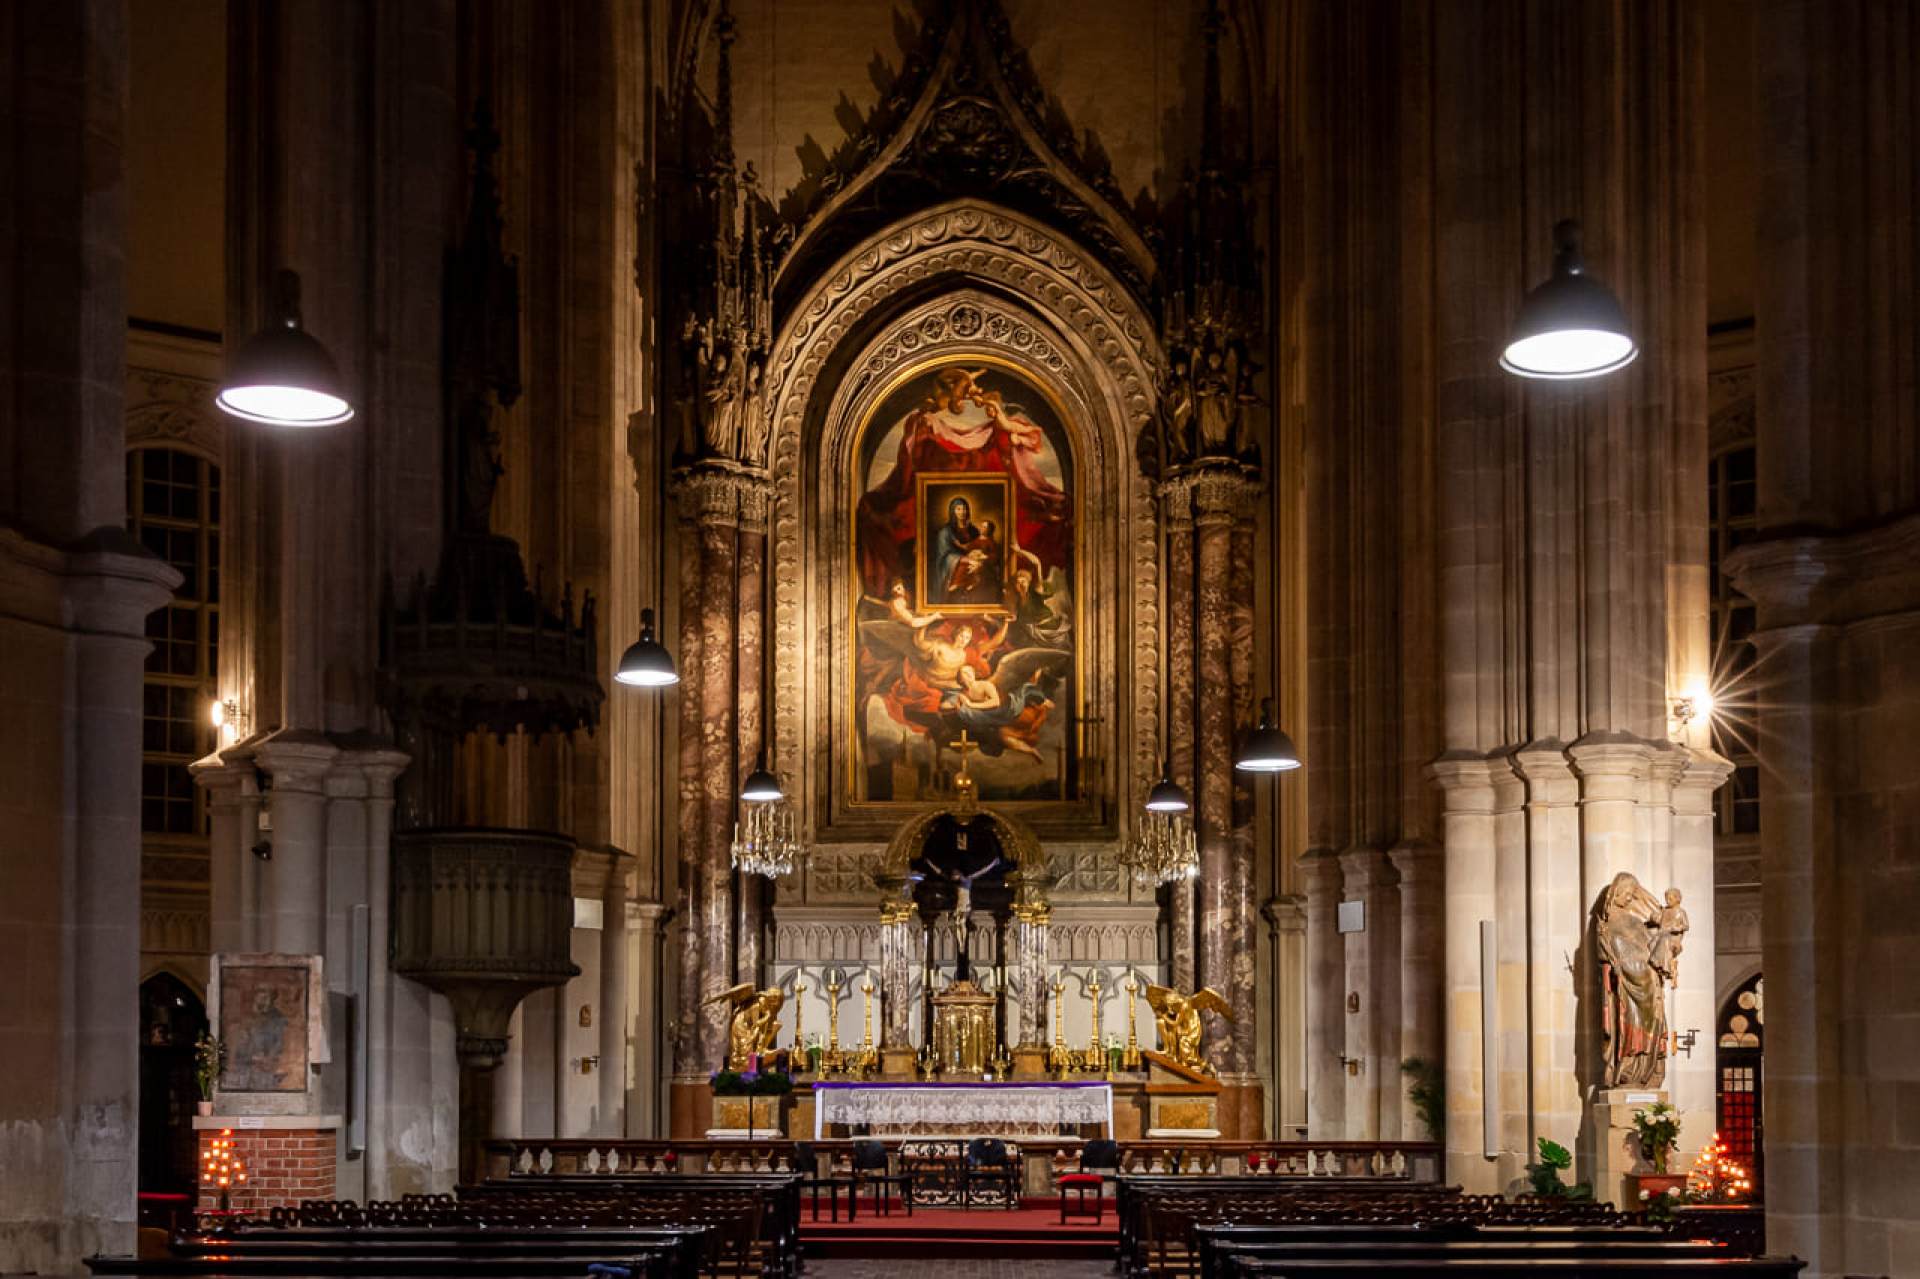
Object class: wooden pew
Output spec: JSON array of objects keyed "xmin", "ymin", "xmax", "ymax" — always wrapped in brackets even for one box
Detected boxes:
[{"xmin": 1235, "ymin": 1259, "xmax": 1805, "ymax": 1278}]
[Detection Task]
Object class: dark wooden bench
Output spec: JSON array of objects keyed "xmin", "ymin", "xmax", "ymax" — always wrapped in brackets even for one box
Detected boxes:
[
  {"xmin": 1196, "ymin": 1224, "xmax": 1677, "ymax": 1279},
  {"xmin": 1235, "ymin": 1259, "xmax": 1805, "ymax": 1278}
]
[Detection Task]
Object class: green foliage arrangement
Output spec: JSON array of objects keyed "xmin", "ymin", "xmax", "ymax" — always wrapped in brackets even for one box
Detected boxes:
[
  {"xmin": 1527, "ymin": 1137, "xmax": 1594, "ymax": 1201},
  {"xmin": 193, "ymin": 1032, "xmax": 223, "ymax": 1101},
  {"xmin": 1400, "ymin": 1057, "xmax": 1445, "ymax": 1142}
]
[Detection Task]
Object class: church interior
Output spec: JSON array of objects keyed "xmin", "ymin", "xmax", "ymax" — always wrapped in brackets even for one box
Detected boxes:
[{"xmin": 2, "ymin": 1, "xmax": 1916, "ymax": 1277}]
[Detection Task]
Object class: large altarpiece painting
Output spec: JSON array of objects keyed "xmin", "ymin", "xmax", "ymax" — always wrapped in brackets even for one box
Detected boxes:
[{"xmin": 850, "ymin": 359, "xmax": 1079, "ymax": 806}]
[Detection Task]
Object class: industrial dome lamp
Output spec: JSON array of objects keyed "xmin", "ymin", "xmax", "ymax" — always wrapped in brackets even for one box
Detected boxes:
[
  {"xmin": 1234, "ymin": 697, "xmax": 1302, "ymax": 772},
  {"xmin": 216, "ymin": 269, "xmax": 356, "ymax": 426},
  {"xmin": 613, "ymin": 607, "xmax": 679, "ymax": 687},
  {"xmin": 1144, "ymin": 760, "xmax": 1192, "ymax": 813},
  {"xmin": 1500, "ymin": 219, "xmax": 1638, "ymax": 380},
  {"xmin": 739, "ymin": 751, "xmax": 783, "ymax": 803}
]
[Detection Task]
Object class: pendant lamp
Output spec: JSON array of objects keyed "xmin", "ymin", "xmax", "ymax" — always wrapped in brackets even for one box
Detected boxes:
[
  {"xmin": 614, "ymin": 607, "xmax": 679, "ymax": 687},
  {"xmin": 739, "ymin": 751, "xmax": 783, "ymax": 803},
  {"xmin": 1234, "ymin": 697, "xmax": 1301, "ymax": 772},
  {"xmin": 216, "ymin": 270, "xmax": 356, "ymax": 426},
  {"xmin": 1145, "ymin": 760, "xmax": 1192, "ymax": 813},
  {"xmin": 1500, "ymin": 220, "xmax": 1637, "ymax": 380}
]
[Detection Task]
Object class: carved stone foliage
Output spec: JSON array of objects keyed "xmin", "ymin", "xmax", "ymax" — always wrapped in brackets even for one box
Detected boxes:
[
  {"xmin": 772, "ymin": 1, "xmax": 1156, "ymax": 309},
  {"xmin": 803, "ymin": 847, "xmax": 882, "ymax": 903},
  {"xmin": 764, "ymin": 205, "xmax": 1162, "ymax": 844},
  {"xmin": 125, "ymin": 366, "xmax": 221, "ymax": 458},
  {"xmin": 1046, "ymin": 846, "xmax": 1126, "ymax": 899}
]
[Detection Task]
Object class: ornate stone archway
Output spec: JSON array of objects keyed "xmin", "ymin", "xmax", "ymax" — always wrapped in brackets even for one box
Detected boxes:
[{"xmin": 762, "ymin": 200, "xmax": 1165, "ymax": 846}]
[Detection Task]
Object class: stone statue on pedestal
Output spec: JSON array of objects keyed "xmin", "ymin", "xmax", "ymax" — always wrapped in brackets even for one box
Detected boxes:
[{"xmin": 1595, "ymin": 872, "xmax": 1686, "ymax": 1088}]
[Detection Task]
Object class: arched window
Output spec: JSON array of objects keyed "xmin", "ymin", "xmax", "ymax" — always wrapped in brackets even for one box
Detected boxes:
[
  {"xmin": 127, "ymin": 447, "xmax": 221, "ymax": 836},
  {"xmin": 1716, "ymin": 973, "xmax": 1764, "ymax": 1186}
]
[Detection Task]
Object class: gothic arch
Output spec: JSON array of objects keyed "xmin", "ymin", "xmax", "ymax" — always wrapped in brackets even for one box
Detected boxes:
[{"xmin": 763, "ymin": 199, "xmax": 1163, "ymax": 844}]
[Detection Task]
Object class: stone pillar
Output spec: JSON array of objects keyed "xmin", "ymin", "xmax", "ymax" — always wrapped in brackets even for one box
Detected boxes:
[
  {"xmin": 1159, "ymin": 479, "xmax": 1197, "ymax": 992},
  {"xmin": 1431, "ymin": 757, "xmax": 1499, "ymax": 1191},
  {"xmin": 254, "ymin": 732, "xmax": 342, "ymax": 956},
  {"xmin": 598, "ymin": 861, "xmax": 631, "ymax": 1137},
  {"xmin": 0, "ymin": 8, "xmax": 179, "ymax": 1266},
  {"xmin": 359, "ymin": 749, "xmax": 408, "ymax": 1199},
  {"xmin": 1667, "ymin": 757, "xmax": 1728, "ymax": 1165},
  {"xmin": 198, "ymin": 753, "xmax": 261, "ymax": 955},
  {"xmin": 691, "ymin": 473, "xmax": 738, "ymax": 1071},
  {"xmin": 1390, "ymin": 843, "xmax": 1443, "ymax": 1141},
  {"xmin": 1263, "ymin": 894, "xmax": 1307, "ymax": 1138},
  {"xmin": 626, "ymin": 902, "xmax": 668, "ymax": 1138},
  {"xmin": 1300, "ymin": 849, "xmax": 1345, "ymax": 1139}
]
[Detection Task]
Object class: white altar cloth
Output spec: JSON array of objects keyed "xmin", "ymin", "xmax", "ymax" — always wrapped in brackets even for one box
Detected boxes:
[{"xmin": 811, "ymin": 1081, "xmax": 1114, "ymax": 1139}]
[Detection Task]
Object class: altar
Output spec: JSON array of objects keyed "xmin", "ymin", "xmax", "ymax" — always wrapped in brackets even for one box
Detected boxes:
[{"xmin": 811, "ymin": 1080, "xmax": 1114, "ymax": 1139}]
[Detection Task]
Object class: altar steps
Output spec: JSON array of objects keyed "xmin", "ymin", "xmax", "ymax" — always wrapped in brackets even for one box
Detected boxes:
[{"xmin": 800, "ymin": 1203, "xmax": 1119, "ymax": 1260}]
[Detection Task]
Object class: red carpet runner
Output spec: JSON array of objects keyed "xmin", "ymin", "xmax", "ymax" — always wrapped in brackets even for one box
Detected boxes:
[{"xmin": 800, "ymin": 1201, "xmax": 1120, "ymax": 1260}]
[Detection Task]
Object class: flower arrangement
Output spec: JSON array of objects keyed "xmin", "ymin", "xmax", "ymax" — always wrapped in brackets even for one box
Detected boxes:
[
  {"xmin": 1631, "ymin": 1100, "xmax": 1682, "ymax": 1173},
  {"xmin": 1684, "ymin": 1131, "xmax": 1754, "ymax": 1202},
  {"xmin": 709, "ymin": 1068, "xmax": 794, "ymax": 1096},
  {"xmin": 1638, "ymin": 1182, "xmax": 1687, "ymax": 1223},
  {"xmin": 193, "ymin": 1032, "xmax": 223, "ymax": 1103}
]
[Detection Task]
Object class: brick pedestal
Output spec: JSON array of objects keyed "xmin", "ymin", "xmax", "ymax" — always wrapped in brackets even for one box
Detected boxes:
[{"xmin": 193, "ymin": 1118, "xmax": 340, "ymax": 1211}]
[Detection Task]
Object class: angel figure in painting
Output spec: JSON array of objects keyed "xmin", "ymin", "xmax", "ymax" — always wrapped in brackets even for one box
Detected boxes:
[
  {"xmin": 708, "ymin": 982, "xmax": 784, "ymax": 1070},
  {"xmin": 861, "ymin": 579, "xmax": 945, "ymax": 631},
  {"xmin": 1146, "ymin": 984, "xmax": 1235, "ymax": 1075}
]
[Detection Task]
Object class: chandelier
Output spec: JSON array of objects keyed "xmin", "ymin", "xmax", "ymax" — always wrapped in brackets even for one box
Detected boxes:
[
  {"xmin": 1121, "ymin": 809, "xmax": 1199, "ymax": 887},
  {"xmin": 730, "ymin": 792, "xmax": 803, "ymax": 879}
]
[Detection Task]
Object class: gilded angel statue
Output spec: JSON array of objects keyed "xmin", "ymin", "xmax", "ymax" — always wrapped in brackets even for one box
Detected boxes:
[
  {"xmin": 1146, "ymin": 984, "xmax": 1235, "ymax": 1075},
  {"xmin": 708, "ymin": 982, "xmax": 784, "ymax": 1070}
]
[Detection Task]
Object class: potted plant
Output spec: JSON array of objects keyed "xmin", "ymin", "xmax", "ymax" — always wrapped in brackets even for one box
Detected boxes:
[
  {"xmin": 1526, "ymin": 1138, "xmax": 1594, "ymax": 1201},
  {"xmin": 804, "ymin": 1033, "xmax": 824, "ymax": 1076},
  {"xmin": 1631, "ymin": 1101, "xmax": 1688, "ymax": 1200},
  {"xmin": 1400, "ymin": 1057, "xmax": 1445, "ymax": 1142},
  {"xmin": 193, "ymin": 1032, "xmax": 222, "ymax": 1116}
]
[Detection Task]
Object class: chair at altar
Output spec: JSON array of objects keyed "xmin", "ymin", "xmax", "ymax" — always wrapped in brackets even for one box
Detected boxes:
[
  {"xmin": 850, "ymin": 1139, "xmax": 914, "ymax": 1217},
  {"xmin": 794, "ymin": 1140, "xmax": 855, "ymax": 1222},
  {"xmin": 966, "ymin": 1137, "xmax": 1020, "ymax": 1211},
  {"xmin": 1058, "ymin": 1137, "xmax": 1119, "ymax": 1224}
]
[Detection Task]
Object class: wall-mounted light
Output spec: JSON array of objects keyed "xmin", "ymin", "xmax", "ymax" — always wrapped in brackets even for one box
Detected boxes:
[
  {"xmin": 210, "ymin": 697, "xmax": 250, "ymax": 741},
  {"xmin": 1672, "ymin": 680, "xmax": 1715, "ymax": 727},
  {"xmin": 614, "ymin": 607, "xmax": 679, "ymax": 687},
  {"xmin": 1672, "ymin": 1029, "xmax": 1699, "ymax": 1058},
  {"xmin": 739, "ymin": 751, "xmax": 783, "ymax": 803},
  {"xmin": 216, "ymin": 270, "xmax": 355, "ymax": 426},
  {"xmin": 1500, "ymin": 219, "xmax": 1638, "ymax": 380}
]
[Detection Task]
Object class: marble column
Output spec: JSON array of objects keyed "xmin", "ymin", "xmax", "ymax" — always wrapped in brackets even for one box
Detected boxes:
[
  {"xmin": 1389, "ymin": 843, "xmax": 1443, "ymax": 1141},
  {"xmin": 1191, "ymin": 467, "xmax": 1256, "ymax": 1077},
  {"xmin": 671, "ymin": 508, "xmax": 705, "ymax": 1081},
  {"xmin": 732, "ymin": 482, "xmax": 769, "ymax": 980},
  {"xmin": 1300, "ymin": 849, "xmax": 1345, "ymax": 1139},
  {"xmin": 1159, "ymin": 477, "xmax": 1197, "ymax": 991}
]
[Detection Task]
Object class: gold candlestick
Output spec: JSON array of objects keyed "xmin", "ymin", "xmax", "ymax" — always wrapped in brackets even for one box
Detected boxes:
[
  {"xmin": 858, "ymin": 979, "xmax": 876, "ymax": 1069},
  {"xmin": 825, "ymin": 973, "xmax": 844, "ymax": 1072},
  {"xmin": 1088, "ymin": 973, "xmax": 1104, "ymax": 1059},
  {"xmin": 1123, "ymin": 974, "xmax": 1142, "ymax": 1069},
  {"xmin": 1048, "ymin": 973, "xmax": 1069, "ymax": 1073},
  {"xmin": 794, "ymin": 979, "xmax": 808, "ymax": 1054}
]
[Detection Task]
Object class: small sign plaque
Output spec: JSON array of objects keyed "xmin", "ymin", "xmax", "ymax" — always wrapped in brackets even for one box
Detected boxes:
[{"xmin": 1336, "ymin": 899, "xmax": 1366, "ymax": 934}]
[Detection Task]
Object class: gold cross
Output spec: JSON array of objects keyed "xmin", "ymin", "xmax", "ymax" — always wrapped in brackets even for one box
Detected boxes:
[{"xmin": 954, "ymin": 730, "xmax": 976, "ymax": 777}]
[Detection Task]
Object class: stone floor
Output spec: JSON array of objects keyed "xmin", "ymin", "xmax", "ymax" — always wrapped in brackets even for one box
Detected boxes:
[{"xmin": 807, "ymin": 1262, "xmax": 1113, "ymax": 1279}]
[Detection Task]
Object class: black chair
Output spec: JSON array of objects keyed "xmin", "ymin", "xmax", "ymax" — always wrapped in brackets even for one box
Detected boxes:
[
  {"xmin": 965, "ymin": 1137, "xmax": 1019, "ymax": 1211},
  {"xmin": 1058, "ymin": 1138, "xmax": 1120, "ymax": 1224},
  {"xmin": 794, "ymin": 1141, "xmax": 854, "ymax": 1222},
  {"xmin": 849, "ymin": 1140, "xmax": 914, "ymax": 1218}
]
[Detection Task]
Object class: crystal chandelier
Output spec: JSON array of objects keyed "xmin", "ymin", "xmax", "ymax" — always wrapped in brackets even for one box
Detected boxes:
[
  {"xmin": 730, "ymin": 790, "xmax": 802, "ymax": 879},
  {"xmin": 1122, "ymin": 809, "xmax": 1199, "ymax": 887}
]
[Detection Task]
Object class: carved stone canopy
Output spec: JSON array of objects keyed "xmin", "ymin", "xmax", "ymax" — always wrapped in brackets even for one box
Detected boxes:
[{"xmin": 769, "ymin": 0, "xmax": 1158, "ymax": 310}]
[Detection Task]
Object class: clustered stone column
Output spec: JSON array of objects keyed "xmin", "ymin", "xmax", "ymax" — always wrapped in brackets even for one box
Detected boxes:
[{"xmin": 668, "ymin": 465, "xmax": 771, "ymax": 1126}]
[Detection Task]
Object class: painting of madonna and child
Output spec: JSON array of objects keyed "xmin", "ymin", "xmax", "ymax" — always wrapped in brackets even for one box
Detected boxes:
[{"xmin": 852, "ymin": 362, "xmax": 1077, "ymax": 805}]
